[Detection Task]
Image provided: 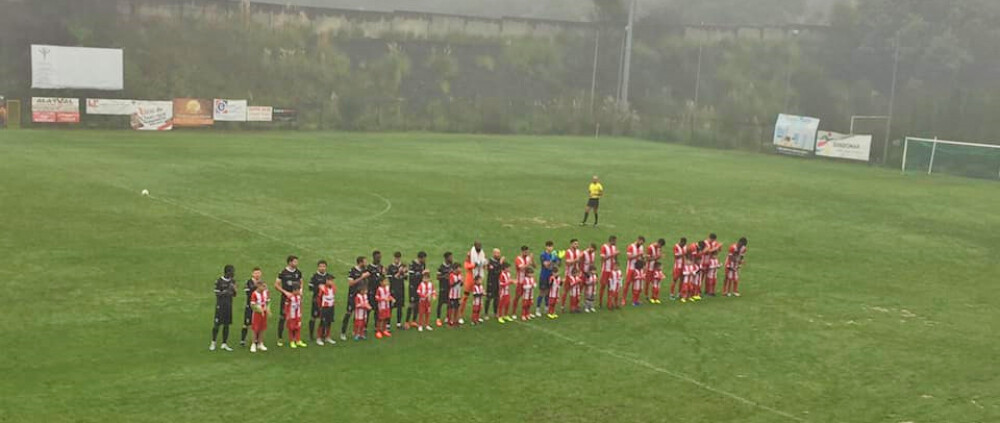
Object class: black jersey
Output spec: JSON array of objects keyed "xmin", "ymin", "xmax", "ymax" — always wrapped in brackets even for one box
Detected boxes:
[
  {"xmin": 347, "ymin": 266, "xmax": 366, "ymax": 297},
  {"xmin": 214, "ymin": 277, "xmax": 237, "ymax": 306},
  {"xmin": 309, "ymin": 272, "xmax": 328, "ymax": 298},
  {"xmin": 366, "ymin": 262, "xmax": 385, "ymax": 288},
  {"xmin": 487, "ymin": 257, "xmax": 502, "ymax": 294},
  {"xmin": 277, "ymin": 267, "xmax": 303, "ymax": 296},
  {"xmin": 408, "ymin": 260, "xmax": 426, "ymax": 296},
  {"xmin": 243, "ymin": 279, "xmax": 258, "ymax": 307},
  {"xmin": 436, "ymin": 263, "xmax": 452, "ymax": 290}
]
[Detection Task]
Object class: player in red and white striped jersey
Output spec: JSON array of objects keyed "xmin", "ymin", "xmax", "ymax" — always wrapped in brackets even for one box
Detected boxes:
[
  {"xmin": 560, "ymin": 239, "xmax": 582, "ymax": 311},
  {"xmin": 598, "ymin": 235, "xmax": 619, "ymax": 308},
  {"xmin": 629, "ymin": 260, "xmax": 645, "ymax": 306},
  {"xmin": 649, "ymin": 262, "xmax": 666, "ymax": 303},
  {"xmin": 581, "ymin": 243, "xmax": 597, "ymax": 275},
  {"xmin": 497, "ymin": 263, "xmax": 514, "ymax": 323},
  {"xmin": 723, "ymin": 237, "xmax": 748, "ymax": 297},
  {"xmin": 701, "ymin": 233, "xmax": 723, "ymax": 296},
  {"xmin": 566, "ymin": 267, "xmax": 582, "ymax": 313},
  {"xmin": 353, "ymin": 288, "xmax": 372, "ymax": 340},
  {"xmin": 644, "ymin": 238, "xmax": 666, "ymax": 301},
  {"xmin": 470, "ymin": 277, "xmax": 485, "ymax": 324},
  {"xmin": 316, "ymin": 275, "xmax": 336, "ymax": 346},
  {"xmin": 416, "ymin": 275, "xmax": 436, "ymax": 331},
  {"xmin": 512, "ymin": 246, "xmax": 533, "ymax": 316},
  {"xmin": 249, "ymin": 280, "xmax": 270, "ymax": 352},
  {"xmin": 670, "ymin": 237, "xmax": 687, "ymax": 299},
  {"xmin": 583, "ymin": 265, "xmax": 598, "ymax": 312},
  {"xmin": 447, "ymin": 264, "xmax": 463, "ymax": 327},
  {"xmin": 680, "ymin": 252, "xmax": 702, "ymax": 303},
  {"xmin": 607, "ymin": 262, "xmax": 623, "ymax": 310},
  {"xmin": 520, "ymin": 268, "xmax": 536, "ymax": 321},
  {"xmin": 375, "ymin": 280, "xmax": 395, "ymax": 339},
  {"xmin": 275, "ymin": 281, "xmax": 306, "ymax": 348},
  {"xmin": 546, "ymin": 272, "xmax": 561, "ymax": 318},
  {"xmin": 623, "ymin": 236, "xmax": 645, "ymax": 306}
]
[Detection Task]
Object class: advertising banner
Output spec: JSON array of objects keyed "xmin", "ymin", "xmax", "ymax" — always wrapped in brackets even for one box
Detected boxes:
[
  {"xmin": 247, "ymin": 106, "xmax": 273, "ymax": 122},
  {"xmin": 86, "ymin": 98, "xmax": 137, "ymax": 115},
  {"xmin": 773, "ymin": 114, "xmax": 820, "ymax": 156},
  {"xmin": 213, "ymin": 99, "xmax": 248, "ymax": 122},
  {"xmin": 273, "ymin": 108, "xmax": 298, "ymax": 123},
  {"xmin": 31, "ymin": 45, "xmax": 124, "ymax": 90},
  {"xmin": 173, "ymin": 98, "xmax": 213, "ymax": 127},
  {"xmin": 815, "ymin": 131, "xmax": 873, "ymax": 162},
  {"xmin": 131, "ymin": 101, "xmax": 173, "ymax": 131},
  {"xmin": 32, "ymin": 97, "xmax": 80, "ymax": 123}
]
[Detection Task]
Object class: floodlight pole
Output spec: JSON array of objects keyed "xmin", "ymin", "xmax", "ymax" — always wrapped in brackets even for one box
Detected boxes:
[
  {"xmin": 590, "ymin": 26, "xmax": 600, "ymax": 114},
  {"xmin": 883, "ymin": 37, "xmax": 900, "ymax": 165},
  {"xmin": 618, "ymin": 0, "xmax": 637, "ymax": 107}
]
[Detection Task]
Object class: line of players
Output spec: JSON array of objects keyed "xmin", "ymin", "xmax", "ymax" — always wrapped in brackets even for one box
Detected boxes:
[{"xmin": 209, "ymin": 234, "xmax": 748, "ymax": 352}]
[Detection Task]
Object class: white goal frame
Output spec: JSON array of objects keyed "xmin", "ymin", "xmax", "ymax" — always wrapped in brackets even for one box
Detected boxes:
[{"xmin": 902, "ymin": 136, "xmax": 1000, "ymax": 177}]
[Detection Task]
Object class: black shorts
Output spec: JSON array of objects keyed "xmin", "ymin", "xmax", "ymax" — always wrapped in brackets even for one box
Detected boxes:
[
  {"xmin": 243, "ymin": 306, "xmax": 253, "ymax": 326},
  {"xmin": 587, "ymin": 198, "xmax": 600, "ymax": 208},
  {"xmin": 449, "ymin": 299, "xmax": 460, "ymax": 308},
  {"xmin": 320, "ymin": 306, "xmax": 335, "ymax": 324},
  {"xmin": 345, "ymin": 295, "xmax": 356, "ymax": 313},
  {"xmin": 214, "ymin": 301, "xmax": 233, "ymax": 325},
  {"xmin": 391, "ymin": 288, "xmax": 405, "ymax": 308},
  {"xmin": 310, "ymin": 297, "xmax": 321, "ymax": 318}
]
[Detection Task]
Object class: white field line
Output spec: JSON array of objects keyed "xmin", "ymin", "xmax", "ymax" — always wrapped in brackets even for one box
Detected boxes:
[{"xmin": 517, "ymin": 320, "xmax": 808, "ymax": 423}]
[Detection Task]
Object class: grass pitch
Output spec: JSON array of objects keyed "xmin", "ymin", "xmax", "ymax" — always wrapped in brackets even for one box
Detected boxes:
[{"xmin": 0, "ymin": 130, "xmax": 997, "ymax": 423}]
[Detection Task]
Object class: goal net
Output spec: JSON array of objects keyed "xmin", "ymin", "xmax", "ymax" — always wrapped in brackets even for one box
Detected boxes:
[{"xmin": 902, "ymin": 137, "xmax": 1000, "ymax": 180}]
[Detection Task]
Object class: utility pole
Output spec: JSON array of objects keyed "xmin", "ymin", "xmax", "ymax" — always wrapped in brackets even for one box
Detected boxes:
[
  {"xmin": 619, "ymin": 0, "xmax": 637, "ymax": 107},
  {"xmin": 590, "ymin": 27, "xmax": 600, "ymax": 114},
  {"xmin": 883, "ymin": 37, "xmax": 900, "ymax": 165}
]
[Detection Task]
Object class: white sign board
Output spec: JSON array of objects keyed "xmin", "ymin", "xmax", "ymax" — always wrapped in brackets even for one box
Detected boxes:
[
  {"xmin": 131, "ymin": 101, "xmax": 174, "ymax": 131},
  {"xmin": 32, "ymin": 97, "xmax": 80, "ymax": 123},
  {"xmin": 815, "ymin": 131, "xmax": 873, "ymax": 162},
  {"xmin": 32, "ymin": 45, "xmax": 124, "ymax": 90},
  {"xmin": 247, "ymin": 106, "xmax": 273, "ymax": 122},
  {"xmin": 86, "ymin": 99, "xmax": 137, "ymax": 116},
  {"xmin": 213, "ymin": 99, "xmax": 248, "ymax": 122},
  {"xmin": 774, "ymin": 113, "xmax": 820, "ymax": 154}
]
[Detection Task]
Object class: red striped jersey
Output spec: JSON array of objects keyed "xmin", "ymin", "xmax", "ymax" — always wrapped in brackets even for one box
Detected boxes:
[
  {"xmin": 683, "ymin": 263, "xmax": 701, "ymax": 284},
  {"xmin": 631, "ymin": 270, "xmax": 644, "ymax": 290},
  {"xmin": 548, "ymin": 275, "xmax": 561, "ymax": 299},
  {"xmin": 472, "ymin": 284, "xmax": 484, "ymax": 306},
  {"xmin": 417, "ymin": 281, "xmax": 435, "ymax": 300},
  {"xmin": 600, "ymin": 243, "xmax": 618, "ymax": 272},
  {"xmin": 354, "ymin": 293, "xmax": 370, "ymax": 320},
  {"xmin": 499, "ymin": 271, "xmax": 513, "ymax": 297},
  {"xmin": 319, "ymin": 285, "xmax": 336, "ymax": 308},
  {"xmin": 564, "ymin": 248, "xmax": 582, "ymax": 273},
  {"xmin": 515, "ymin": 255, "xmax": 533, "ymax": 282},
  {"xmin": 581, "ymin": 249, "xmax": 596, "ymax": 272},
  {"xmin": 448, "ymin": 272, "xmax": 463, "ymax": 300},
  {"xmin": 285, "ymin": 294, "xmax": 302, "ymax": 320},
  {"xmin": 673, "ymin": 243, "xmax": 685, "ymax": 268},
  {"xmin": 626, "ymin": 242, "xmax": 643, "ymax": 272},
  {"xmin": 251, "ymin": 289, "xmax": 269, "ymax": 314},
  {"xmin": 521, "ymin": 276, "xmax": 535, "ymax": 299},
  {"xmin": 376, "ymin": 285, "xmax": 392, "ymax": 311},
  {"xmin": 652, "ymin": 269, "xmax": 665, "ymax": 283},
  {"xmin": 725, "ymin": 244, "xmax": 746, "ymax": 269},
  {"xmin": 609, "ymin": 269, "xmax": 623, "ymax": 290},
  {"xmin": 645, "ymin": 243, "xmax": 661, "ymax": 271}
]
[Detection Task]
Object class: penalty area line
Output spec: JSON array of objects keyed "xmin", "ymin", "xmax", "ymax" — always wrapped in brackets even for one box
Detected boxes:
[{"xmin": 517, "ymin": 321, "xmax": 808, "ymax": 423}]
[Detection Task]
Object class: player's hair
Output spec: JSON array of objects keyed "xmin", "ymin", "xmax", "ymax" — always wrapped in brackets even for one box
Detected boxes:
[
  {"xmin": 545, "ymin": 240, "xmax": 554, "ymax": 247},
  {"xmin": 709, "ymin": 233, "xmax": 717, "ymax": 240},
  {"xmin": 224, "ymin": 264, "xmax": 235, "ymax": 275},
  {"xmin": 286, "ymin": 255, "xmax": 297, "ymax": 264},
  {"xmin": 451, "ymin": 262, "xmax": 461, "ymax": 269},
  {"xmin": 657, "ymin": 238, "xmax": 666, "ymax": 246},
  {"xmin": 590, "ymin": 243, "xmax": 597, "ymax": 249},
  {"xmin": 570, "ymin": 238, "xmax": 578, "ymax": 244},
  {"xmin": 520, "ymin": 245, "xmax": 529, "ymax": 252},
  {"xmin": 317, "ymin": 259, "xmax": 327, "ymax": 266},
  {"xmin": 739, "ymin": 237, "xmax": 748, "ymax": 245},
  {"xmin": 525, "ymin": 267, "xmax": 535, "ymax": 274},
  {"xmin": 609, "ymin": 235, "xmax": 617, "ymax": 242},
  {"xmin": 637, "ymin": 235, "xmax": 646, "ymax": 242},
  {"xmin": 372, "ymin": 250, "xmax": 381, "ymax": 257},
  {"xmin": 326, "ymin": 274, "xmax": 335, "ymax": 280},
  {"xmin": 355, "ymin": 256, "xmax": 366, "ymax": 264},
  {"xmin": 680, "ymin": 237, "xmax": 687, "ymax": 244},
  {"xmin": 393, "ymin": 251, "xmax": 401, "ymax": 258},
  {"xmin": 501, "ymin": 262, "xmax": 511, "ymax": 269},
  {"xmin": 635, "ymin": 260, "xmax": 645, "ymax": 269},
  {"xmin": 417, "ymin": 251, "xmax": 427, "ymax": 258},
  {"xmin": 474, "ymin": 275, "xmax": 482, "ymax": 281},
  {"xmin": 654, "ymin": 261, "xmax": 662, "ymax": 268},
  {"xmin": 444, "ymin": 251, "xmax": 453, "ymax": 260},
  {"xmin": 252, "ymin": 266, "xmax": 261, "ymax": 272},
  {"xmin": 697, "ymin": 241, "xmax": 706, "ymax": 250}
]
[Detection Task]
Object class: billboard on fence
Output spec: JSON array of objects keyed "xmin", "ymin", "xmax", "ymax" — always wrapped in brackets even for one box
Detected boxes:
[
  {"xmin": 86, "ymin": 98, "xmax": 137, "ymax": 116},
  {"xmin": 31, "ymin": 45, "xmax": 124, "ymax": 90},
  {"xmin": 273, "ymin": 108, "xmax": 298, "ymax": 123},
  {"xmin": 131, "ymin": 101, "xmax": 173, "ymax": 131},
  {"xmin": 247, "ymin": 106, "xmax": 273, "ymax": 122},
  {"xmin": 172, "ymin": 98, "xmax": 213, "ymax": 127},
  {"xmin": 0, "ymin": 96, "xmax": 6, "ymax": 128},
  {"xmin": 213, "ymin": 99, "xmax": 248, "ymax": 122},
  {"xmin": 32, "ymin": 97, "xmax": 80, "ymax": 123},
  {"xmin": 773, "ymin": 114, "xmax": 820, "ymax": 156},
  {"xmin": 815, "ymin": 131, "xmax": 873, "ymax": 162}
]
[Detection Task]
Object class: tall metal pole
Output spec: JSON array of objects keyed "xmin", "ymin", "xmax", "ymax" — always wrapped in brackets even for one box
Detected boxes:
[
  {"xmin": 883, "ymin": 38, "xmax": 900, "ymax": 165},
  {"xmin": 693, "ymin": 43, "xmax": 703, "ymax": 109},
  {"xmin": 619, "ymin": 0, "xmax": 637, "ymax": 107},
  {"xmin": 590, "ymin": 27, "xmax": 600, "ymax": 114}
]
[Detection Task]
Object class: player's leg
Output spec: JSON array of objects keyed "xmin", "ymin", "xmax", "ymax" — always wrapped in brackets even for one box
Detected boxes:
[
  {"xmin": 592, "ymin": 204, "xmax": 599, "ymax": 226},
  {"xmin": 339, "ymin": 301, "xmax": 354, "ymax": 340},
  {"xmin": 459, "ymin": 292, "xmax": 469, "ymax": 323},
  {"xmin": 276, "ymin": 297, "xmax": 287, "ymax": 345}
]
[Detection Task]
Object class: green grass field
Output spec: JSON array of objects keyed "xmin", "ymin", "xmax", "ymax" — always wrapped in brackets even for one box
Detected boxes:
[{"xmin": 0, "ymin": 130, "xmax": 997, "ymax": 423}]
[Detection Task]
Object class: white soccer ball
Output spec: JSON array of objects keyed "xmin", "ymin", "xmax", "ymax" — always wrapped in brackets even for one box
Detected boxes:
[{"xmin": 141, "ymin": 189, "xmax": 149, "ymax": 196}]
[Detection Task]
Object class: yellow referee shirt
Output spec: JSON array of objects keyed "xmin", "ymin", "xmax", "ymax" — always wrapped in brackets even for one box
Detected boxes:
[{"xmin": 588, "ymin": 182, "xmax": 604, "ymax": 199}]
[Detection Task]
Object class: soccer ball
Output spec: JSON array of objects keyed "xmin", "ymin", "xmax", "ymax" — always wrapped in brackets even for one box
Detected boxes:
[{"xmin": 141, "ymin": 189, "xmax": 149, "ymax": 196}]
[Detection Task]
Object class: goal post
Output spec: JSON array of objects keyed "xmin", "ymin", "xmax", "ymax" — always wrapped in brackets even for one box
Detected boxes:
[{"xmin": 902, "ymin": 137, "xmax": 1000, "ymax": 180}]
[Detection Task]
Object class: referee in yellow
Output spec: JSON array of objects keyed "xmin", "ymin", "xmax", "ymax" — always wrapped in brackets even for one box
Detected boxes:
[{"xmin": 581, "ymin": 175, "xmax": 604, "ymax": 227}]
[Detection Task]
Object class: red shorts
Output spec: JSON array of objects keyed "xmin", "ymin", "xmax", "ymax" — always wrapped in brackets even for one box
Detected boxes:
[
  {"xmin": 378, "ymin": 308, "xmax": 390, "ymax": 320},
  {"xmin": 286, "ymin": 317, "xmax": 301, "ymax": 330},
  {"xmin": 419, "ymin": 299, "xmax": 431, "ymax": 313},
  {"xmin": 727, "ymin": 268, "xmax": 739, "ymax": 282},
  {"xmin": 251, "ymin": 313, "xmax": 267, "ymax": 332},
  {"xmin": 600, "ymin": 271, "xmax": 611, "ymax": 285},
  {"xmin": 672, "ymin": 267, "xmax": 682, "ymax": 280}
]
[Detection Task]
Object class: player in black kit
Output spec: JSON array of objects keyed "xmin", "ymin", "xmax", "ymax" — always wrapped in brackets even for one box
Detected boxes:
[
  {"xmin": 274, "ymin": 255, "xmax": 303, "ymax": 347},
  {"xmin": 240, "ymin": 267, "xmax": 264, "ymax": 346},
  {"xmin": 210, "ymin": 264, "xmax": 238, "ymax": 352},
  {"xmin": 307, "ymin": 260, "xmax": 329, "ymax": 341},
  {"xmin": 435, "ymin": 251, "xmax": 454, "ymax": 327},
  {"xmin": 405, "ymin": 251, "xmax": 427, "ymax": 328},
  {"xmin": 387, "ymin": 252, "xmax": 407, "ymax": 329},
  {"xmin": 339, "ymin": 256, "xmax": 370, "ymax": 341}
]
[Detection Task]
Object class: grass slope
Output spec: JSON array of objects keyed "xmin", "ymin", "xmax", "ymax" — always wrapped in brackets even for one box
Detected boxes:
[{"xmin": 0, "ymin": 130, "xmax": 997, "ymax": 423}]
